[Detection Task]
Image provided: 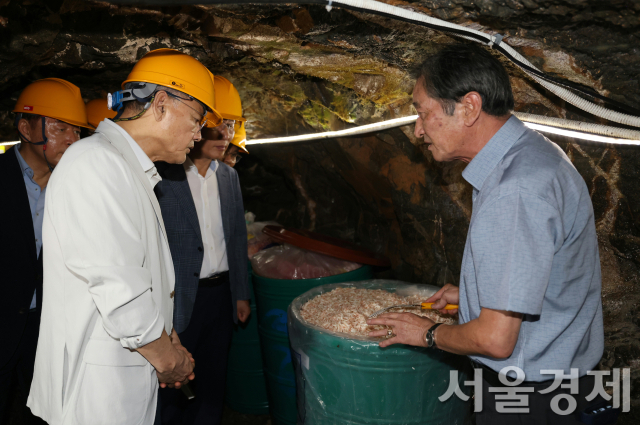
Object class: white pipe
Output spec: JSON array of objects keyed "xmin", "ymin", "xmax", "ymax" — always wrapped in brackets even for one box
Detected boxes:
[
  {"xmin": 246, "ymin": 113, "xmax": 640, "ymax": 146},
  {"xmin": 522, "ymin": 123, "xmax": 640, "ymax": 145},
  {"xmin": 330, "ymin": 0, "xmax": 640, "ymax": 128},
  {"xmin": 513, "ymin": 113, "xmax": 640, "ymax": 140},
  {"xmin": 246, "ymin": 115, "xmax": 418, "ymax": 145}
]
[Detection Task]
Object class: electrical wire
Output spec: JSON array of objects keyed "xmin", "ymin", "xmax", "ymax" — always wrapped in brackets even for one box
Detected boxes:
[
  {"xmin": 107, "ymin": 0, "xmax": 640, "ymax": 128},
  {"xmin": 325, "ymin": 0, "xmax": 640, "ymax": 127}
]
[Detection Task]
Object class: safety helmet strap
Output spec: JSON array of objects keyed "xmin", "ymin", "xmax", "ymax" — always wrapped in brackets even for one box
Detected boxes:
[
  {"xmin": 14, "ymin": 113, "xmax": 48, "ymax": 147},
  {"xmin": 108, "ymin": 82, "xmax": 159, "ymax": 112},
  {"xmin": 14, "ymin": 114, "xmax": 54, "ymax": 172}
]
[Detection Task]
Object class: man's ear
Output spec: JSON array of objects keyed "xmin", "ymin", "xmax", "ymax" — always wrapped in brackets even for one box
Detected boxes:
[
  {"xmin": 151, "ymin": 91, "xmax": 170, "ymax": 122},
  {"xmin": 461, "ymin": 91, "xmax": 483, "ymax": 127},
  {"xmin": 17, "ymin": 118, "xmax": 32, "ymax": 140}
]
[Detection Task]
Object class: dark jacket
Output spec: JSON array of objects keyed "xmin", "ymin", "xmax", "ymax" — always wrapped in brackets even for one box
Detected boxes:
[
  {"xmin": 0, "ymin": 146, "xmax": 43, "ymax": 368},
  {"xmin": 154, "ymin": 160, "xmax": 249, "ymax": 333}
]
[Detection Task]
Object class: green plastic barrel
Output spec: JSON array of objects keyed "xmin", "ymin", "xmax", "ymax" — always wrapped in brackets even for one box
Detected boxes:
[
  {"xmin": 253, "ymin": 266, "xmax": 374, "ymax": 425},
  {"xmin": 225, "ymin": 263, "xmax": 269, "ymax": 414},
  {"xmin": 288, "ymin": 280, "xmax": 471, "ymax": 425}
]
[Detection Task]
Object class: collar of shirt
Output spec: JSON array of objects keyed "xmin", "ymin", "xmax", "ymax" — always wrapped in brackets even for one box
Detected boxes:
[
  {"xmin": 461, "ymin": 115, "xmax": 526, "ymax": 193},
  {"xmin": 100, "ymin": 119, "xmax": 162, "ymax": 188},
  {"xmin": 14, "ymin": 143, "xmax": 37, "ymax": 183},
  {"xmin": 183, "ymin": 156, "xmax": 219, "ymax": 179}
]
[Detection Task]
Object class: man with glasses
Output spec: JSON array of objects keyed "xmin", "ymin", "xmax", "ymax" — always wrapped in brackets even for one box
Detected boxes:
[
  {"xmin": 27, "ymin": 49, "xmax": 220, "ymax": 425},
  {"xmin": 1, "ymin": 77, "xmax": 91, "ymax": 425},
  {"xmin": 155, "ymin": 75, "xmax": 250, "ymax": 425},
  {"xmin": 223, "ymin": 122, "xmax": 249, "ymax": 168}
]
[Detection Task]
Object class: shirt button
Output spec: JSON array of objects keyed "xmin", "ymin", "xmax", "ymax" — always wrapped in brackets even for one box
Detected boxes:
[
  {"xmin": 207, "ymin": 225, "xmax": 210, "ymax": 229},
  {"xmin": 170, "ymin": 291, "xmax": 175, "ymax": 299}
]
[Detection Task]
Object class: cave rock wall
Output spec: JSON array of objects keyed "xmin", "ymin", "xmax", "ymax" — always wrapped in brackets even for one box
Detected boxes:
[{"xmin": 0, "ymin": 0, "xmax": 639, "ymax": 420}]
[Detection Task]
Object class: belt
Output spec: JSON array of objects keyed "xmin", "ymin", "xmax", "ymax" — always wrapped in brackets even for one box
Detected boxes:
[{"xmin": 198, "ymin": 271, "xmax": 229, "ymax": 287}]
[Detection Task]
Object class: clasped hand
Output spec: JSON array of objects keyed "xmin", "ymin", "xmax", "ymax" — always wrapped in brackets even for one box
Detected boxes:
[{"xmin": 157, "ymin": 330, "xmax": 195, "ymax": 389}]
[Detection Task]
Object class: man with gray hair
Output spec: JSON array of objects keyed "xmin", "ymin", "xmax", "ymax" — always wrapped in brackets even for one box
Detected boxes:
[
  {"xmin": 28, "ymin": 49, "xmax": 221, "ymax": 425},
  {"xmin": 368, "ymin": 43, "xmax": 604, "ymax": 423}
]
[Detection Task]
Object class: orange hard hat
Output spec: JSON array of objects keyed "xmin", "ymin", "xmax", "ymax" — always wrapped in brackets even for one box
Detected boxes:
[
  {"xmin": 213, "ymin": 76, "xmax": 247, "ymax": 122},
  {"xmin": 86, "ymin": 98, "xmax": 117, "ymax": 128},
  {"xmin": 13, "ymin": 78, "xmax": 92, "ymax": 129},
  {"xmin": 229, "ymin": 122, "xmax": 249, "ymax": 154},
  {"xmin": 203, "ymin": 71, "xmax": 231, "ymax": 128},
  {"xmin": 122, "ymin": 48, "xmax": 220, "ymax": 120}
]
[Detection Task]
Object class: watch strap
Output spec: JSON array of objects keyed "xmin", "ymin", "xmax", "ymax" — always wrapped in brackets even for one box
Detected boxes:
[{"xmin": 426, "ymin": 323, "xmax": 443, "ymax": 349}]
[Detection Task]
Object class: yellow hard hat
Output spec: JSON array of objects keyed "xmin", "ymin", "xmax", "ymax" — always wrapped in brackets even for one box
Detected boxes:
[
  {"xmin": 203, "ymin": 71, "xmax": 230, "ymax": 128},
  {"xmin": 86, "ymin": 98, "xmax": 117, "ymax": 128},
  {"xmin": 122, "ymin": 48, "xmax": 219, "ymax": 116},
  {"xmin": 229, "ymin": 122, "xmax": 249, "ymax": 154},
  {"xmin": 13, "ymin": 78, "xmax": 92, "ymax": 129},
  {"xmin": 213, "ymin": 75, "xmax": 247, "ymax": 122}
]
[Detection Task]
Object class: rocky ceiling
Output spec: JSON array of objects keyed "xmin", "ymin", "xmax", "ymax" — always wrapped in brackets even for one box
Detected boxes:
[{"xmin": 1, "ymin": 0, "xmax": 640, "ymax": 420}]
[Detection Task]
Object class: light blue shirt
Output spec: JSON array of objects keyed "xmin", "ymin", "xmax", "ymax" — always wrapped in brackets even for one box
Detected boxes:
[
  {"xmin": 458, "ymin": 116, "xmax": 604, "ymax": 382},
  {"xmin": 15, "ymin": 144, "xmax": 45, "ymax": 310}
]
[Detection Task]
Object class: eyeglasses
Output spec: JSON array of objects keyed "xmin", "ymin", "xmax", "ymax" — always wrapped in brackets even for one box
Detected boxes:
[
  {"xmin": 228, "ymin": 154, "xmax": 242, "ymax": 164},
  {"xmin": 163, "ymin": 91, "xmax": 208, "ymax": 132},
  {"xmin": 223, "ymin": 119, "xmax": 235, "ymax": 131}
]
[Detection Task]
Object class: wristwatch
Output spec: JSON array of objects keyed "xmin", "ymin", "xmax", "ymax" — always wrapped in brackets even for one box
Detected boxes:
[{"xmin": 425, "ymin": 323, "xmax": 443, "ymax": 349}]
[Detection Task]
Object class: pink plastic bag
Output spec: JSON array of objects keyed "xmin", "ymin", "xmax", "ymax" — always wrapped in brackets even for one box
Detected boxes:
[{"xmin": 250, "ymin": 244, "xmax": 362, "ymax": 280}]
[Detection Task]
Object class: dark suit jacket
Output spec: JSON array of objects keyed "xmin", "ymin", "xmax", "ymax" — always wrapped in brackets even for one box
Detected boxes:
[
  {"xmin": 154, "ymin": 160, "xmax": 249, "ymax": 334},
  {"xmin": 0, "ymin": 146, "xmax": 43, "ymax": 368}
]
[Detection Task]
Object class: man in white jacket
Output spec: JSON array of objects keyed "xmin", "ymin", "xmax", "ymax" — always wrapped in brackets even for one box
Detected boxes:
[{"xmin": 27, "ymin": 49, "xmax": 223, "ymax": 425}]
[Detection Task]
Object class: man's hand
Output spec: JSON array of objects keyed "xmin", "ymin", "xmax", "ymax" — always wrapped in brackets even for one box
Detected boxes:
[
  {"xmin": 237, "ymin": 300, "xmax": 250, "ymax": 323},
  {"xmin": 170, "ymin": 328, "xmax": 194, "ymax": 365},
  {"xmin": 156, "ymin": 347, "xmax": 195, "ymax": 389},
  {"xmin": 425, "ymin": 283, "xmax": 459, "ymax": 315},
  {"xmin": 136, "ymin": 330, "xmax": 195, "ymax": 390},
  {"xmin": 367, "ymin": 313, "xmax": 435, "ymax": 348},
  {"xmin": 158, "ymin": 329, "xmax": 195, "ymax": 389}
]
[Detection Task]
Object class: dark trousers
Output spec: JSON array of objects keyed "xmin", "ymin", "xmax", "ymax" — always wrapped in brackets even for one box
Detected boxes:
[
  {"xmin": 0, "ymin": 310, "xmax": 46, "ymax": 425},
  {"xmin": 159, "ymin": 284, "xmax": 233, "ymax": 425},
  {"xmin": 476, "ymin": 364, "xmax": 606, "ymax": 425}
]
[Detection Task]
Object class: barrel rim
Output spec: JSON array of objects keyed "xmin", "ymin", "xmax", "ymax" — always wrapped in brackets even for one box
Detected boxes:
[{"xmin": 289, "ymin": 280, "xmax": 446, "ymax": 344}]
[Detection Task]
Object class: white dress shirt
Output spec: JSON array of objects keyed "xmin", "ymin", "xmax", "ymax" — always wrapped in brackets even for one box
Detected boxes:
[
  {"xmin": 184, "ymin": 157, "xmax": 228, "ymax": 277},
  {"xmin": 123, "ymin": 125, "xmax": 162, "ymax": 189}
]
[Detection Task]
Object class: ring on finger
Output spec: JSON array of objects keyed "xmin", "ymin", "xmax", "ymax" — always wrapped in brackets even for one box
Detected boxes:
[{"xmin": 387, "ymin": 329, "xmax": 393, "ymax": 336}]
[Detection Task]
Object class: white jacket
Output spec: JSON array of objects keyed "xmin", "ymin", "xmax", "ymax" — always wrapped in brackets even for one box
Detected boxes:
[{"xmin": 27, "ymin": 120, "xmax": 175, "ymax": 425}]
